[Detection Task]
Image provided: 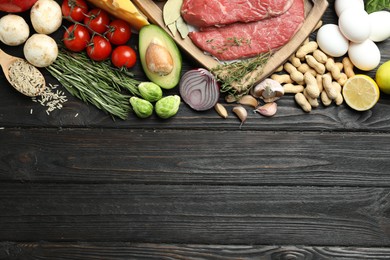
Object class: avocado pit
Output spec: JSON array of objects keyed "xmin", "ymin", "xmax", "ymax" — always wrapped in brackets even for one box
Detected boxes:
[
  {"xmin": 145, "ymin": 42, "xmax": 174, "ymax": 76},
  {"xmin": 139, "ymin": 24, "xmax": 182, "ymax": 89}
]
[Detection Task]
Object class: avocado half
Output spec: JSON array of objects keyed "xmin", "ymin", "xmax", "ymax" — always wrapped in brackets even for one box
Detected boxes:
[{"xmin": 139, "ymin": 25, "xmax": 182, "ymax": 89}]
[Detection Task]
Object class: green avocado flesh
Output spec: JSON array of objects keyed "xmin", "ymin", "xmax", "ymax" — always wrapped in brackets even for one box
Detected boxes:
[{"xmin": 139, "ymin": 25, "xmax": 182, "ymax": 89}]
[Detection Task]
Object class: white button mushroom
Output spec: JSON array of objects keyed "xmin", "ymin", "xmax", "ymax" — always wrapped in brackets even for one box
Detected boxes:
[
  {"xmin": 30, "ymin": 0, "xmax": 62, "ymax": 35},
  {"xmin": 0, "ymin": 14, "xmax": 30, "ymax": 46},
  {"xmin": 23, "ymin": 34, "xmax": 58, "ymax": 68}
]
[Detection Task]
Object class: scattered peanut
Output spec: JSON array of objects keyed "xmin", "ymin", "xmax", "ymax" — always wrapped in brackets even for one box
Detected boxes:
[
  {"xmin": 284, "ymin": 62, "xmax": 304, "ymax": 84},
  {"xmin": 335, "ymin": 62, "xmax": 344, "ymax": 71},
  {"xmin": 303, "ymin": 88, "xmax": 319, "ymax": 108},
  {"xmin": 304, "ymin": 72, "xmax": 320, "ymax": 99},
  {"xmin": 321, "ymin": 90, "xmax": 332, "ymax": 106},
  {"xmin": 325, "ymin": 58, "xmax": 342, "ymax": 80},
  {"xmin": 289, "ymin": 54, "xmax": 302, "ymax": 68},
  {"xmin": 332, "ymin": 81, "xmax": 342, "ymax": 94},
  {"xmin": 306, "ymin": 55, "xmax": 326, "ymax": 74},
  {"xmin": 271, "ymin": 74, "xmax": 293, "ymax": 84},
  {"xmin": 275, "ymin": 65, "xmax": 284, "ymax": 72},
  {"xmin": 322, "ymin": 73, "xmax": 338, "ymax": 100},
  {"xmin": 296, "ymin": 41, "xmax": 318, "ymax": 59},
  {"xmin": 342, "ymin": 57, "xmax": 355, "ymax": 78},
  {"xmin": 294, "ymin": 92, "xmax": 311, "ymax": 112},
  {"xmin": 313, "ymin": 49, "xmax": 328, "ymax": 64},
  {"xmin": 337, "ymin": 73, "xmax": 348, "ymax": 86},
  {"xmin": 283, "ymin": 83, "xmax": 305, "ymax": 94},
  {"xmin": 335, "ymin": 92, "xmax": 344, "ymax": 106},
  {"xmin": 316, "ymin": 74, "xmax": 323, "ymax": 92},
  {"xmin": 297, "ymin": 63, "xmax": 317, "ymax": 77}
]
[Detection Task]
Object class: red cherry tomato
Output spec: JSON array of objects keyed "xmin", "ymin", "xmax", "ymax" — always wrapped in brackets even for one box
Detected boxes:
[
  {"xmin": 83, "ymin": 8, "xmax": 110, "ymax": 34},
  {"xmin": 87, "ymin": 35, "xmax": 112, "ymax": 61},
  {"xmin": 111, "ymin": 45, "xmax": 137, "ymax": 68},
  {"xmin": 62, "ymin": 0, "xmax": 88, "ymax": 22},
  {"xmin": 63, "ymin": 24, "xmax": 91, "ymax": 52},
  {"xmin": 106, "ymin": 19, "xmax": 132, "ymax": 45}
]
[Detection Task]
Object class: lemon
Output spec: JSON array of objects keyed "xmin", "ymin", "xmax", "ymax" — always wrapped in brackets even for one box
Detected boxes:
[
  {"xmin": 376, "ymin": 60, "xmax": 390, "ymax": 94},
  {"xmin": 342, "ymin": 75, "xmax": 380, "ymax": 111}
]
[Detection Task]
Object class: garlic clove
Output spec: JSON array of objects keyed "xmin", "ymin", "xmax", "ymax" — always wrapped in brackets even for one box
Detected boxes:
[
  {"xmin": 254, "ymin": 102, "xmax": 278, "ymax": 117},
  {"xmin": 238, "ymin": 94, "xmax": 258, "ymax": 108},
  {"xmin": 232, "ymin": 106, "xmax": 247, "ymax": 127},
  {"xmin": 214, "ymin": 103, "xmax": 228, "ymax": 118}
]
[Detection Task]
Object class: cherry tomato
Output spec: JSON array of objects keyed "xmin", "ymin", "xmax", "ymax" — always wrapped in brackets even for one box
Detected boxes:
[
  {"xmin": 106, "ymin": 19, "xmax": 132, "ymax": 45},
  {"xmin": 63, "ymin": 24, "xmax": 91, "ymax": 52},
  {"xmin": 111, "ymin": 45, "xmax": 137, "ymax": 68},
  {"xmin": 62, "ymin": 0, "xmax": 89, "ymax": 22},
  {"xmin": 83, "ymin": 8, "xmax": 111, "ymax": 34},
  {"xmin": 87, "ymin": 35, "xmax": 112, "ymax": 61}
]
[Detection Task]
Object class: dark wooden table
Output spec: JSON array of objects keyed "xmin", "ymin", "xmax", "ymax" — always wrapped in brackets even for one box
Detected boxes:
[{"xmin": 1, "ymin": 0, "xmax": 390, "ymax": 259}]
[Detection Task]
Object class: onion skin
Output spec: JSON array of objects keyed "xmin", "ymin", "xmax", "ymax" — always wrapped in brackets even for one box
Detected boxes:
[{"xmin": 179, "ymin": 68, "xmax": 220, "ymax": 111}]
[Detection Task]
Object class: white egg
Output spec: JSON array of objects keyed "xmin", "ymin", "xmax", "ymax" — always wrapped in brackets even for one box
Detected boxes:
[
  {"xmin": 348, "ymin": 39, "xmax": 381, "ymax": 71},
  {"xmin": 335, "ymin": 0, "xmax": 364, "ymax": 16},
  {"xmin": 369, "ymin": 11, "xmax": 390, "ymax": 42},
  {"xmin": 316, "ymin": 24, "xmax": 349, "ymax": 57},
  {"xmin": 339, "ymin": 8, "xmax": 371, "ymax": 43}
]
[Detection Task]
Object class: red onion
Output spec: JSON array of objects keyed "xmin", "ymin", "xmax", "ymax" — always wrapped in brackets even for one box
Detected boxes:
[{"xmin": 179, "ymin": 68, "xmax": 220, "ymax": 111}]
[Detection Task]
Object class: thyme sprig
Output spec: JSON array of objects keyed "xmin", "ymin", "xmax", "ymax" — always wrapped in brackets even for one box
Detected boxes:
[
  {"xmin": 47, "ymin": 48, "xmax": 140, "ymax": 120},
  {"xmin": 211, "ymin": 52, "xmax": 271, "ymax": 97}
]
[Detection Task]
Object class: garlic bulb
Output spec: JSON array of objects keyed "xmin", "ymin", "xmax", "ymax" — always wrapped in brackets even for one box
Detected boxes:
[{"xmin": 251, "ymin": 78, "xmax": 284, "ymax": 103}]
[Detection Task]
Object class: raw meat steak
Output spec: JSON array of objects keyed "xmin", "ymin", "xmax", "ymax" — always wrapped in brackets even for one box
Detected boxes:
[
  {"xmin": 181, "ymin": 0, "xmax": 294, "ymax": 28},
  {"xmin": 188, "ymin": 0, "xmax": 305, "ymax": 61}
]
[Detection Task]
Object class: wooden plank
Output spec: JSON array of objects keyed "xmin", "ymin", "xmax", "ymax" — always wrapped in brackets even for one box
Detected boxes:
[
  {"xmin": 1, "ymin": 128, "xmax": 390, "ymax": 186},
  {"xmin": 0, "ymin": 1, "xmax": 389, "ymax": 130},
  {"xmin": 1, "ymin": 89, "xmax": 390, "ymax": 131},
  {"xmin": 2, "ymin": 242, "xmax": 390, "ymax": 259},
  {"xmin": 0, "ymin": 54, "xmax": 389, "ymax": 131},
  {"xmin": 1, "ymin": 183, "xmax": 390, "ymax": 245}
]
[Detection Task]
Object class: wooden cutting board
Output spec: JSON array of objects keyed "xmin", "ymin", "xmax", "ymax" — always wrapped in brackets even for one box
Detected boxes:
[{"xmin": 133, "ymin": 0, "xmax": 329, "ymax": 91}]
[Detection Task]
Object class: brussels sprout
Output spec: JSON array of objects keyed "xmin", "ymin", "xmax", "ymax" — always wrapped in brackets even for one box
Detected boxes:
[
  {"xmin": 155, "ymin": 95, "xmax": 180, "ymax": 119},
  {"xmin": 130, "ymin": 97, "xmax": 153, "ymax": 118},
  {"xmin": 138, "ymin": 82, "xmax": 163, "ymax": 102}
]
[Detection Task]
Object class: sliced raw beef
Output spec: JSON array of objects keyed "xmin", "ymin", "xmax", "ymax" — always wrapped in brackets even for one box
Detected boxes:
[
  {"xmin": 181, "ymin": 0, "xmax": 294, "ymax": 28},
  {"xmin": 188, "ymin": 0, "xmax": 305, "ymax": 61}
]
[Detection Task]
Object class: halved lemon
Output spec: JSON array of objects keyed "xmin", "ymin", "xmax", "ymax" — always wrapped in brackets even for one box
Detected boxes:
[{"xmin": 342, "ymin": 75, "xmax": 380, "ymax": 111}]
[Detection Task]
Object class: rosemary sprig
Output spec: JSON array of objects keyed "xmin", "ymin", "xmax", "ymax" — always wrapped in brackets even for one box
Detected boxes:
[
  {"xmin": 211, "ymin": 52, "xmax": 271, "ymax": 97},
  {"xmin": 47, "ymin": 48, "xmax": 140, "ymax": 120}
]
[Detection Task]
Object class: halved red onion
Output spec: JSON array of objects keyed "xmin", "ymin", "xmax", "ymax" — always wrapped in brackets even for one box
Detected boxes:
[{"xmin": 179, "ymin": 68, "xmax": 220, "ymax": 111}]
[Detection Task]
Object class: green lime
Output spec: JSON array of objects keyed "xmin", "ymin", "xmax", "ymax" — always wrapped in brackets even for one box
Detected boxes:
[{"xmin": 376, "ymin": 60, "xmax": 390, "ymax": 94}]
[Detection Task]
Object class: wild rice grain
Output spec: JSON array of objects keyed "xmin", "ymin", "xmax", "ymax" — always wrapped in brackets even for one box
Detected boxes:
[{"xmin": 31, "ymin": 83, "xmax": 68, "ymax": 115}]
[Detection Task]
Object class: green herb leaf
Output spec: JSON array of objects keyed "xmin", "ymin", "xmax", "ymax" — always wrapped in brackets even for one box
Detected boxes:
[
  {"xmin": 211, "ymin": 52, "xmax": 270, "ymax": 97},
  {"xmin": 47, "ymin": 48, "xmax": 140, "ymax": 120},
  {"xmin": 365, "ymin": 0, "xmax": 390, "ymax": 13}
]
